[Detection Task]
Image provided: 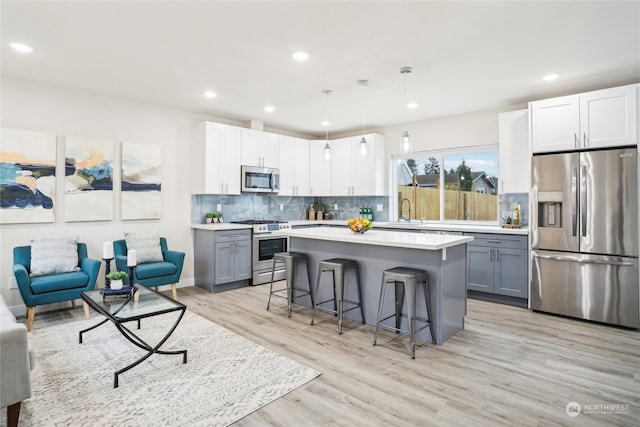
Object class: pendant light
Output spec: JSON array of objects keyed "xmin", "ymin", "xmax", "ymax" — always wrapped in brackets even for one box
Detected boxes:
[
  {"xmin": 322, "ymin": 90, "xmax": 332, "ymax": 160},
  {"xmin": 358, "ymin": 80, "xmax": 368, "ymax": 156},
  {"xmin": 400, "ymin": 67, "xmax": 412, "ymax": 153}
]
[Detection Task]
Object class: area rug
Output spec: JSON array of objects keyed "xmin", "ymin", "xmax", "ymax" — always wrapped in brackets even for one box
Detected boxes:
[{"xmin": 13, "ymin": 310, "xmax": 320, "ymax": 426}]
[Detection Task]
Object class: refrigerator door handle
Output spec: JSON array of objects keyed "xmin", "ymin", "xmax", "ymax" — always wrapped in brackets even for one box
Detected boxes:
[
  {"xmin": 571, "ymin": 166, "xmax": 578, "ymax": 236},
  {"xmin": 532, "ymin": 254, "xmax": 635, "ymax": 267},
  {"xmin": 580, "ymin": 165, "xmax": 587, "ymax": 237}
]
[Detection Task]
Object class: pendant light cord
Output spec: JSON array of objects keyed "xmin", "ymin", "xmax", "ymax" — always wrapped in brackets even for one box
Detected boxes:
[
  {"xmin": 325, "ymin": 90, "xmax": 330, "ymax": 141},
  {"xmin": 403, "ymin": 71, "xmax": 408, "ymax": 133},
  {"xmin": 362, "ymin": 82, "xmax": 366, "ymax": 137}
]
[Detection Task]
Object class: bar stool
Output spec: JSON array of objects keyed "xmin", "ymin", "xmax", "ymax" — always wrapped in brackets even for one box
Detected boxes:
[
  {"xmin": 266, "ymin": 252, "xmax": 314, "ymax": 318},
  {"xmin": 372, "ymin": 267, "xmax": 435, "ymax": 358},
  {"xmin": 311, "ymin": 258, "xmax": 365, "ymax": 334}
]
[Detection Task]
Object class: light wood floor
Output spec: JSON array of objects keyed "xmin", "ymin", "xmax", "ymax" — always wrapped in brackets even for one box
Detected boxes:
[{"xmin": 22, "ymin": 284, "xmax": 640, "ymax": 426}]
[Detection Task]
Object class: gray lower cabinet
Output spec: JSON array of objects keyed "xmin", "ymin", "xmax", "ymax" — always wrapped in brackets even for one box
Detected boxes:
[
  {"xmin": 195, "ymin": 229, "xmax": 251, "ymax": 292},
  {"xmin": 466, "ymin": 233, "xmax": 528, "ymax": 300}
]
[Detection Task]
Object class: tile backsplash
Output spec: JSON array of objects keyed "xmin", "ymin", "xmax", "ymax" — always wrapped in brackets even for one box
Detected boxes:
[
  {"xmin": 192, "ymin": 193, "xmax": 529, "ymax": 225},
  {"xmin": 192, "ymin": 194, "xmax": 390, "ymax": 224}
]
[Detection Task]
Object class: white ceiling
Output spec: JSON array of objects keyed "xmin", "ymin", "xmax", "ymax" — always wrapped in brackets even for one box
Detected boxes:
[{"xmin": 2, "ymin": 1, "xmax": 639, "ymax": 138}]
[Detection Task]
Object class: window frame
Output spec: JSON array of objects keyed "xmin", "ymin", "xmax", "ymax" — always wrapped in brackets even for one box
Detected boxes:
[{"xmin": 390, "ymin": 144, "xmax": 500, "ymax": 224}]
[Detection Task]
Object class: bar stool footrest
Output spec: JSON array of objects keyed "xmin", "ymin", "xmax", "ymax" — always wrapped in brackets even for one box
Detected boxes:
[
  {"xmin": 269, "ymin": 288, "xmax": 313, "ymax": 300},
  {"xmin": 378, "ymin": 322, "xmax": 431, "ymax": 336},
  {"xmin": 314, "ymin": 304, "xmax": 362, "ymax": 316}
]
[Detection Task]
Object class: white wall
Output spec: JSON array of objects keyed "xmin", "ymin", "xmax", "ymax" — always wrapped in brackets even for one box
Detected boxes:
[{"xmin": 0, "ymin": 77, "xmax": 237, "ymax": 311}]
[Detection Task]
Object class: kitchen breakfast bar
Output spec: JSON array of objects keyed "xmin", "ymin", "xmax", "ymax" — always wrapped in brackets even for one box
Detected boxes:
[{"xmin": 281, "ymin": 227, "xmax": 473, "ymax": 345}]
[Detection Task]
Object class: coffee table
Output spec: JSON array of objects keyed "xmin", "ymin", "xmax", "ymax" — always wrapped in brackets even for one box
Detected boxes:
[{"xmin": 80, "ymin": 285, "xmax": 187, "ymax": 388}]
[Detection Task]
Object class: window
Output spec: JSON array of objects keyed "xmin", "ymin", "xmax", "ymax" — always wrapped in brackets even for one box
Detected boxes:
[{"xmin": 394, "ymin": 147, "xmax": 499, "ymax": 223}]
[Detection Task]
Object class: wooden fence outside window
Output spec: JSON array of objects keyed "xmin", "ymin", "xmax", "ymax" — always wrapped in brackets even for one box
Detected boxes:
[{"xmin": 398, "ymin": 187, "xmax": 498, "ymax": 221}]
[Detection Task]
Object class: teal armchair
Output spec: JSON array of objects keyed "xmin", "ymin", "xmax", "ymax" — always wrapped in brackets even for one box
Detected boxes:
[
  {"xmin": 13, "ymin": 243, "xmax": 100, "ymax": 332},
  {"xmin": 113, "ymin": 238, "xmax": 184, "ymax": 300}
]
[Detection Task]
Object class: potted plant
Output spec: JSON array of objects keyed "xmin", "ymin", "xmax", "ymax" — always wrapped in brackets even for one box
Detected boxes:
[
  {"xmin": 205, "ymin": 212, "xmax": 217, "ymax": 224},
  {"xmin": 106, "ymin": 271, "xmax": 128, "ymax": 290}
]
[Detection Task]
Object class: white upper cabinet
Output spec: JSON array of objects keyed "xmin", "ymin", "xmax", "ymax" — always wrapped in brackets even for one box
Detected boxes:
[
  {"xmin": 580, "ymin": 85, "xmax": 637, "ymax": 149},
  {"xmin": 278, "ymin": 136, "xmax": 309, "ymax": 196},
  {"xmin": 530, "ymin": 84, "xmax": 637, "ymax": 153},
  {"xmin": 329, "ymin": 137, "xmax": 353, "ymax": 196},
  {"xmin": 197, "ymin": 123, "xmax": 383, "ymax": 197},
  {"xmin": 241, "ymin": 128, "xmax": 279, "ymax": 167},
  {"xmin": 351, "ymin": 134, "xmax": 385, "ymax": 196},
  {"xmin": 498, "ymin": 109, "xmax": 530, "ymax": 194},
  {"xmin": 530, "ymin": 95, "xmax": 579, "ymax": 153},
  {"xmin": 329, "ymin": 134, "xmax": 385, "ymax": 196},
  {"xmin": 309, "ymin": 140, "xmax": 331, "ymax": 196},
  {"xmin": 196, "ymin": 122, "xmax": 242, "ymax": 194}
]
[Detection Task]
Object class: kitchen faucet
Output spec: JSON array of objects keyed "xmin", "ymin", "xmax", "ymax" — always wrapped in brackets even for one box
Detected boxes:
[{"xmin": 399, "ymin": 198, "xmax": 411, "ymax": 222}]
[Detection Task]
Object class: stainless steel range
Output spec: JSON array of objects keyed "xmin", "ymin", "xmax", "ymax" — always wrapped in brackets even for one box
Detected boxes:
[{"xmin": 231, "ymin": 220, "xmax": 291, "ymax": 285}]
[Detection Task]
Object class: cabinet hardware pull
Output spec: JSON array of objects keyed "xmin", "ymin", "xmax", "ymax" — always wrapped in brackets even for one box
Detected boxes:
[
  {"xmin": 487, "ymin": 240, "xmax": 501, "ymax": 243},
  {"xmin": 574, "ymin": 133, "xmax": 578, "ymax": 148},
  {"xmin": 496, "ymin": 249, "xmax": 500, "ymax": 261},
  {"xmin": 489, "ymin": 248, "xmax": 493, "ymax": 261},
  {"xmin": 583, "ymin": 132, "xmax": 587, "ymax": 147}
]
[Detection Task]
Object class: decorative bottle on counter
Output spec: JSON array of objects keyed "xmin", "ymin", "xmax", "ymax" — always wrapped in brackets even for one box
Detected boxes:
[
  {"xmin": 513, "ymin": 203, "xmax": 520, "ymax": 226},
  {"xmin": 308, "ymin": 206, "xmax": 315, "ymax": 220}
]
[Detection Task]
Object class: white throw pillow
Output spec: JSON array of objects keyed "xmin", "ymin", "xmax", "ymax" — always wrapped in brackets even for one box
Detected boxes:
[
  {"xmin": 124, "ymin": 231, "xmax": 164, "ymax": 264},
  {"xmin": 29, "ymin": 236, "xmax": 80, "ymax": 277}
]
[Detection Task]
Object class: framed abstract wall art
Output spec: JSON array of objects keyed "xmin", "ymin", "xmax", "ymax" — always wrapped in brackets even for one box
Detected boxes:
[
  {"xmin": 0, "ymin": 128, "xmax": 57, "ymax": 224},
  {"xmin": 65, "ymin": 135, "xmax": 114, "ymax": 222},
  {"xmin": 121, "ymin": 142, "xmax": 162, "ymax": 220}
]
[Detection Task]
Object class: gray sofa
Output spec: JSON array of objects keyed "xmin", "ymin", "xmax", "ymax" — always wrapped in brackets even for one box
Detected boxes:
[{"xmin": 0, "ymin": 295, "xmax": 35, "ymax": 427}]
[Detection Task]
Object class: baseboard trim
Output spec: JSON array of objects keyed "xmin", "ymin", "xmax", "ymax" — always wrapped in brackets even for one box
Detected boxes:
[{"xmin": 467, "ymin": 290, "xmax": 528, "ymax": 308}]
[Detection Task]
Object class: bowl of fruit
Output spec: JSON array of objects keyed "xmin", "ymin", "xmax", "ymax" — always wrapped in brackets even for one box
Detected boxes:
[{"xmin": 348, "ymin": 217, "xmax": 373, "ymax": 234}]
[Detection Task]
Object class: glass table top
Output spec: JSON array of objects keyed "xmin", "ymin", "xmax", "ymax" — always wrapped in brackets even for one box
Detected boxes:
[{"xmin": 82, "ymin": 285, "xmax": 184, "ymax": 322}]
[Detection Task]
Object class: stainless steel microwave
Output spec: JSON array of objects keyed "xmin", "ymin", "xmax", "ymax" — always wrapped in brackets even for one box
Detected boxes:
[{"xmin": 241, "ymin": 165, "xmax": 280, "ymax": 193}]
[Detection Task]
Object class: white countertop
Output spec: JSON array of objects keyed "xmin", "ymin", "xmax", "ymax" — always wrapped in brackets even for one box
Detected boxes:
[
  {"xmin": 191, "ymin": 220, "xmax": 528, "ymax": 236},
  {"xmin": 282, "ymin": 227, "xmax": 473, "ymax": 250},
  {"xmin": 191, "ymin": 223, "xmax": 253, "ymax": 231},
  {"xmin": 289, "ymin": 219, "xmax": 528, "ymax": 235}
]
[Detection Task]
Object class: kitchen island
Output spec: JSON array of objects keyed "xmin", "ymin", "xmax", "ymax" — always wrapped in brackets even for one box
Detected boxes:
[{"xmin": 281, "ymin": 227, "xmax": 473, "ymax": 345}]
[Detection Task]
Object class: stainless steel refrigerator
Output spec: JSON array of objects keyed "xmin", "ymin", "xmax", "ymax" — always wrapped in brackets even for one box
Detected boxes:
[{"xmin": 530, "ymin": 147, "xmax": 639, "ymax": 328}]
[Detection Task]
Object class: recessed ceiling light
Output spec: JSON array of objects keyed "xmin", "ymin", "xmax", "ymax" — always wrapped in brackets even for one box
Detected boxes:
[
  {"xmin": 203, "ymin": 91, "xmax": 217, "ymax": 98},
  {"xmin": 264, "ymin": 105, "xmax": 275, "ymax": 113},
  {"xmin": 10, "ymin": 42, "xmax": 33, "ymax": 53},
  {"xmin": 321, "ymin": 120, "xmax": 330, "ymax": 127},
  {"xmin": 407, "ymin": 102, "xmax": 419, "ymax": 109},
  {"xmin": 542, "ymin": 73, "xmax": 559, "ymax": 82},
  {"xmin": 291, "ymin": 51, "xmax": 310, "ymax": 62}
]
